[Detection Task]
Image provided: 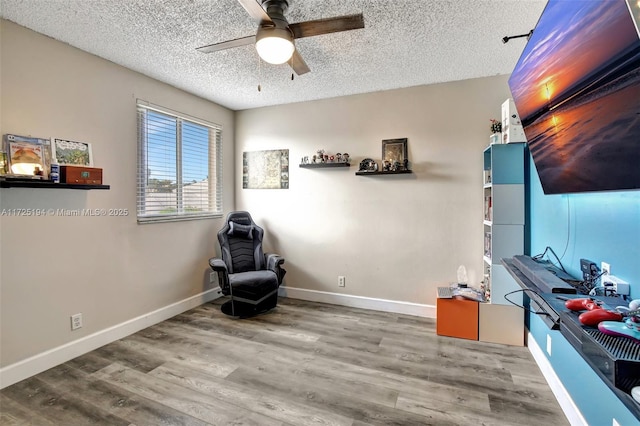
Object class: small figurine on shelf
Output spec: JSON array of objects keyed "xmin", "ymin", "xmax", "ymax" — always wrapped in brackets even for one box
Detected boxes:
[
  {"xmin": 382, "ymin": 160, "xmax": 391, "ymax": 171},
  {"xmin": 312, "ymin": 155, "xmax": 318, "ymax": 164},
  {"xmin": 50, "ymin": 163, "xmax": 60, "ymax": 183},
  {"xmin": 329, "ymin": 155, "xmax": 335, "ymax": 162},
  {"xmin": 343, "ymin": 153, "xmax": 350, "ymax": 164},
  {"xmin": 490, "ymin": 119, "xmax": 502, "ymax": 134}
]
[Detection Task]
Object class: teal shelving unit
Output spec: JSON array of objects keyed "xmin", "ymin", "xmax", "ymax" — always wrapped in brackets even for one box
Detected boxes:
[
  {"xmin": 478, "ymin": 142, "xmax": 528, "ymax": 346},
  {"xmin": 483, "ymin": 142, "xmax": 526, "ymax": 305}
]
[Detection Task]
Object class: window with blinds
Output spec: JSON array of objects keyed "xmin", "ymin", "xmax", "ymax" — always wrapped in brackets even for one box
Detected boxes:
[{"xmin": 137, "ymin": 102, "xmax": 222, "ymax": 223}]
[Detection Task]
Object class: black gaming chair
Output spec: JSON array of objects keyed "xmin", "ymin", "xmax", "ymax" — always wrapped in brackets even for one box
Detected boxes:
[{"xmin": 209, "ymin": 211, "xmax": 285, "ymax": 317}]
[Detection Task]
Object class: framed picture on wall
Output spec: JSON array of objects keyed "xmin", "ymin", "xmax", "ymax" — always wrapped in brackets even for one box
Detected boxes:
[
  {"xmin": 242, "ymin": 149, "xmax": 289, "ymax": 189},
  {"xmin": 53, "ymin": 138, "xmax": 93, "ymax": 166},
  {"xmin": 382, "ymin": 138, "xmax": 408, "ymax": 164}
]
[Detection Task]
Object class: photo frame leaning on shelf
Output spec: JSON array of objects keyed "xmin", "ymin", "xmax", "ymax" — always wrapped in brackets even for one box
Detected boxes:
[
  {"xmin": 382, "ymin": 138, "xmax": 408, "ymax": 165},
  {"xmin": 7, "ymin": 140, "xmax": 46, "ymax": 176},
  {"xmin": 53, "ymin": 138, "xmax": 93, "ymax": 166},
  {"xmin": 3, "ymin": 134, "xmax": 51, "ymax": 177}
]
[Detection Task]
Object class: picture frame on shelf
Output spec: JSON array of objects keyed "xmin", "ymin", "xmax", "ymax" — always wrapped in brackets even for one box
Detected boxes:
[
  {"xmin": 3, "ymin": 134, "xmax": 51, "ymax": 178},
  {"xmin": 7, "ymin": 140, "xmax": 46, "ymax": 177},
  {"xmin": 53, "ymin": 138, "xmax": 93, "ymax": 166},
  {"xmin": 382, "ymin": 138, "xmax": 408, "ymax": 165}
]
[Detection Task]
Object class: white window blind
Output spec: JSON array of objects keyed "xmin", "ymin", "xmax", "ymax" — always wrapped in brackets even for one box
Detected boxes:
[{"xmin": 137, "ymin": 102, "xmax": 222, "ymax": 223}]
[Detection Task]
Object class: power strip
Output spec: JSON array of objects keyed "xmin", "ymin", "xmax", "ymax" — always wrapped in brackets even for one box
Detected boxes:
[{"xmin": 601, "ymin": 274, "xmax": 630, "ymax": 296}]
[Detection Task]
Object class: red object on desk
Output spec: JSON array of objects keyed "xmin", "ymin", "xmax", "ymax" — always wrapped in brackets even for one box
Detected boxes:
[
  {"xmin": 565, "ymin": 298, "xmax": 602, "ymax": 312},
  {"xmin": 579, "ymin": 309, "xmax": 623, "ymax": 326}
]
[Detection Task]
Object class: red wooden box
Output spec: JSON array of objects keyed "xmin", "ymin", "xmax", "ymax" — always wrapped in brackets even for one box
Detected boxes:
[{"xmin": 60, "ymin": 166, "xmax": 103, "ymax": 185}]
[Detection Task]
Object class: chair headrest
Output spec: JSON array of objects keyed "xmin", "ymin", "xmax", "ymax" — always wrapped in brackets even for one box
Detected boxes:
[{"xmin": 228, "ymin": 221, "xmax": 253, "ymax": 239}]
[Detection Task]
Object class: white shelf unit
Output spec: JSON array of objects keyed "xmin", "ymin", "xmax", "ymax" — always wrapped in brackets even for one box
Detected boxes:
[{"xmin": 482, "ymin": 142, "xmax": 526, "ymax": 306}]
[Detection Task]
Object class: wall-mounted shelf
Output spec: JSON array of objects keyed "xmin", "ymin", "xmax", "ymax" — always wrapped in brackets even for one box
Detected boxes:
[
  {"xmin": 0, "ymin": 179, "xmax": 110, "ymax": 190},
  {"xmin": 299, "ymin": 163, "xmax": 350, "ymax": 168},
  {"xmin": 355, "ymin": 170, "xmax": 412, "ymax": 176}
]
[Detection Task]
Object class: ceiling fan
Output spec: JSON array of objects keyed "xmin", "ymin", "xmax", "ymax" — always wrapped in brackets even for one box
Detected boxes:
[{"xmin": 196, "ymin": 0, "xmax": 365, "ymax": 75}]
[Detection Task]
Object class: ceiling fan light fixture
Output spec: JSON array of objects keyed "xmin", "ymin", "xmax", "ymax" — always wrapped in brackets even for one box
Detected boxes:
[{"xmin": 255, "ymin": 26, "xmax": 295, "ymax": 64}]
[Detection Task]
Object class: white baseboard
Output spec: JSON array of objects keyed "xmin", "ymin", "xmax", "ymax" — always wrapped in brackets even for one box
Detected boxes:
[
  {"xmin": 0, "ymin": 288, "xmax": 221, "ymax": 389},
  {"xmin": 527, "ymin": 332, "xmax": 587, "ymax": 426},
  {"xmin": 278, "ymin": 286, "xmax": 436, "ymax": 318}
]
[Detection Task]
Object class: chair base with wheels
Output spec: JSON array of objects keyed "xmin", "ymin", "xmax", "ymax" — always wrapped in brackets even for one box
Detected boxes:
[
  {"xmin": 220, "ymin": 293, "xmax": 279, "ymax": 318},
  {"xmin": 209, "ymin": 211, "xmax": 285, "ymax": 318}
]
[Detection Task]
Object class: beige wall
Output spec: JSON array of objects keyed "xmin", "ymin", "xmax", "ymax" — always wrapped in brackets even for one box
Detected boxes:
[
  {"xmin": 0, "ymin": 17, "xmax": 514, "ymax": 371},
  {"xmin": 0, "ymin": 20, "xmax": 235, "ymax": 366},
  {"xmin": 236, "ymin": 76, "xmax": 512, "ymax": 305}
]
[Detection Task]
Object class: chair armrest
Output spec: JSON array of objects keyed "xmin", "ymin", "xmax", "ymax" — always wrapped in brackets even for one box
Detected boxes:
[
  {"xmin": 209, "ymin": 257, "xmax": 227, "ymax": 272},
  {"xmin": 209, "ymin": 257, "xmax": 230, "ymax": 294},
  {"xmin": 265, "ymin": 253, "xmax": 286, "ymax": 284}
]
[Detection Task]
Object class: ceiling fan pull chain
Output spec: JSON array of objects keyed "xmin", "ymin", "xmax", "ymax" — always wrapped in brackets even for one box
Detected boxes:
[
  {"xmin": 257, "ymin": 54, "xmax": 262, "ymax": 92},
  {"xmin": 290, "ymin": 57, "xmax": 294, "ymax": 81}
]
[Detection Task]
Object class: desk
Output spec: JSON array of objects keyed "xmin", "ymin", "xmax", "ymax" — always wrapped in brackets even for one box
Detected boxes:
[{"xmin": 503, "ymin": 257, "xmax": 640, "ymax": 422}]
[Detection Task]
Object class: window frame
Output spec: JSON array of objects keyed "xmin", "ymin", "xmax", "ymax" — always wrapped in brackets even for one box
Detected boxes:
[{"xmin": 136, "ymin": 101, "xmax": 223, "ymax": 224}]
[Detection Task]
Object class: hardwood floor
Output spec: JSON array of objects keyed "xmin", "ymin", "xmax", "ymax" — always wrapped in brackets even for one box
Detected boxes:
[{"xmin": 1, "ymin": 297, "xmax": 569, "ymax": 425}]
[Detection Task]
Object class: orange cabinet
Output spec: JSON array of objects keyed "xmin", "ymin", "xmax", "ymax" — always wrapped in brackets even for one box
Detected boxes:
[{"xmin": 436, "ymin": 298, "xmax": 479, "ymax": 340}]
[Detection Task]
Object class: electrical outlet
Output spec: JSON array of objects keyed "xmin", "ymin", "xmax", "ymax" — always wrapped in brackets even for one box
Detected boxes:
[
  {"xmin": 601, "ymin": 261, "xmax": 611, "ymax": 275},
  {"xmin": 71, "ymin": 313, "xmax": 83, "ymax": 330},
  {"xmin": 546, "ymin": 334, "xmax": 552, "ymax": 356},
  {"xmin": 338, "ymin": 276, "xmax": 346, "ymax": 287}
]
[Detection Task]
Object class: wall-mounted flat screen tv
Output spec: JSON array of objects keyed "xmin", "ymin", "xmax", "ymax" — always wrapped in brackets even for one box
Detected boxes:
[
  {"xmin": 628, "ymin": 0, "xmax": 640, "ymax": 36},
  {"xmin": 508, "ymin": 0, "xmax": 640, "ymax": 194}
]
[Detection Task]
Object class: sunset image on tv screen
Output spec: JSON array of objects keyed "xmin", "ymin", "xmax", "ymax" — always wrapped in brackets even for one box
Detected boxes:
[
  {"xmin": 627, "ymin": 0, "xmax": 640, "ymax": 36},
  {"xmin": 509, "ymin": 0, "xmax": 640, "ymax": 194}
]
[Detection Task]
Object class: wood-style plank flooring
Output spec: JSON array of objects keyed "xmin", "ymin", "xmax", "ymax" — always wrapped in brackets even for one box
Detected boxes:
[{"xmin": 1, "ymin": 297, "xmax": 569, "ymax": 425}]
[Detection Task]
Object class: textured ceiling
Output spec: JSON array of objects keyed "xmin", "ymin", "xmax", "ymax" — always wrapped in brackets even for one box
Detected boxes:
[{"xmin": 1, "ymin": 0, "xmax": 546, "ymax": 111}]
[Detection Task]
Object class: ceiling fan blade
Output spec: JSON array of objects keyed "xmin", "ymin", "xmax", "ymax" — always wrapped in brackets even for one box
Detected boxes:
[
  {"xmin": 196, "ymin": 35, "xmax": 256, "ymax": 53},
  {"xmin": 289, "ymin": 14, "xmax": 364, "ymax": 39},
  {"xmin": 237, "ymin": 0, "xmax": 272, "ymax": 24},
  {"xmin": 290, "ymin": 49, "xmax": 310, "ymax": 75}
]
